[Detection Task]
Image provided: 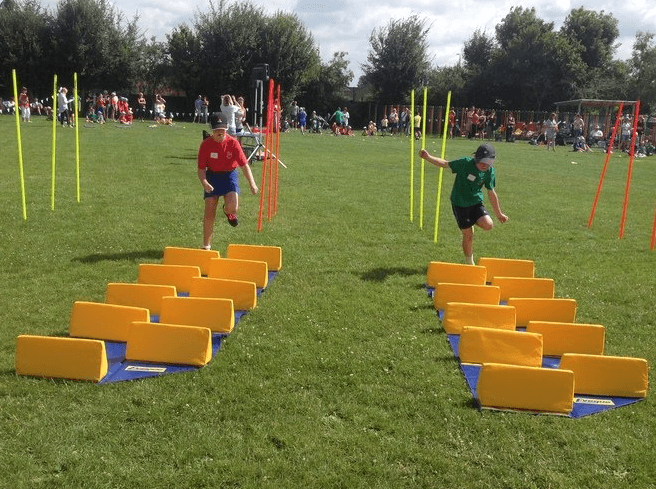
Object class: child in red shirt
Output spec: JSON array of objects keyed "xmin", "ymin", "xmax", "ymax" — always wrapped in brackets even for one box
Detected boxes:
[{"xmin": 197, "ymin": 112, "xmax": 258, "ymax": 249}]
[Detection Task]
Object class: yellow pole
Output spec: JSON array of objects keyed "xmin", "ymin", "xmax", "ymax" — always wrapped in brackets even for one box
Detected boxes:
[
  {"xmin": 409, "ymin": 90, "xmax": 415, "ymax": 222},
  {"xmin": 12, "ymin": 69, "xmax": 27, "ymax": 220},
  {"xmin": 74, "ymin": 73, "xmax": 80, "ymax": 202},
  {"xmin": 419, "ymin": 87, "xmax": 427, "ymax": 229},
  {"xmin": 51, "ymin": 74, "xmax": 58, "ymax": 210},
  {"xmin": 434, "ymin": 91, "xmax": 452, "ymax": 243}
]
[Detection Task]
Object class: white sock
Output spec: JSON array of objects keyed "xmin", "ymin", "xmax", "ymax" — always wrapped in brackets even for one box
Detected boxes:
[{"xmin": 465, "ymin": 255, "xmax": 475, "ymax": 265}]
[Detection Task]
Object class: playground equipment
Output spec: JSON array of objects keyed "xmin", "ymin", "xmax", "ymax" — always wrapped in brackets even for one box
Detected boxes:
[
  {"xmin": 15, "ymin": 244, "xmax": 282, "ymax": 384},
  {"xmin": 425, "ymin": 256, "xmax": 649, "ymax": 417}
]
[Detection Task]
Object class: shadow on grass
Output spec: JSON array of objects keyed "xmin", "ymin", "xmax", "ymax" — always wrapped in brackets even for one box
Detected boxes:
[
  {"xmin": 73, "ymin": 249, "xmax": 162, "ymax": 264},
  {"xmin": 166, "ymin": 154, "xmax": 196, "ymax": 162},
  {"xmin": 358, "ymin": 266, "xmax": 424, "ymax": 282}
]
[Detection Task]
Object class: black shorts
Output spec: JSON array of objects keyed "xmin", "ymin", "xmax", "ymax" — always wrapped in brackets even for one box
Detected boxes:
[{"xmin": 452, "ymin": 203, "xmax": 489, "ymax": 230}]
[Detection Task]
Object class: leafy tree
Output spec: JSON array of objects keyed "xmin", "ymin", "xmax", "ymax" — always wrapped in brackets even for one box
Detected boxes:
[
  {"xmin": 166, "ymin": 24, "xmax": 202, "ymax": 98},
  {"xmin": 258, "ymin": 11, "xmax": 321, "ymax": 103},
  {"xmin": 299, "ymin": 51, "xmax": 353, "ymax": 115},
  {"xmin": 192, "ymin": 0, "xmax": 267, "ymax": 97},
  {"xmin": 0, "ymin": 0, "xmax": 50, "ymax": 96},
  {"xmin": 463, "ymin": 29, "xmax": 494, "ymax": 75},
  {"xmin": 48, "ymin": 0, "xmax": 143, "ymax": 92},
  {"xmin": 561, "ymin": 8, "xmax": 619, "ymax": 69},
  {"xmin": 426, "ymin": 64, "xmax": 467, "ymax": 108},
  {"xmin": 630, "ymin": 31, "xmax": 656, "ymax": 111},
  {"xmin": 136, "ymin": 37, "xmax": 169, "ymax": 100},
  {"xmin": 490, "ymin": 7, "xmax": 585, "ymax": 110},
  {"xmin": 360, "ymin": 15, "xmax": 432, "ymax": 102},
  {"xmin": 461, "ymin": 29, "xmax": 496, "ymax": 107}
]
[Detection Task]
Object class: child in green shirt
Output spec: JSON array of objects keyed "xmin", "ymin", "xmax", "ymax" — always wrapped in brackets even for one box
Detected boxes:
[{"xmin": 419, "ymin": 143, "xmax": 509, "ymax": 265}]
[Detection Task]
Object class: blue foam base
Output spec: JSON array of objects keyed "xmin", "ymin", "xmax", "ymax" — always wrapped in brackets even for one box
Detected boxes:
[
  {"xmin": 446, "ymin": 334, "xmax": 644, "ymax": 418},
  {"xmin": 97, "ymin": 270, "xmax": 280, "ymax": 385}
]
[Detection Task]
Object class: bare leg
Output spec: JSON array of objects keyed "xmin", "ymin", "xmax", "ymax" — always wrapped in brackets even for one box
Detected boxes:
[{"xmin": 203, "ymin": 196, "xmax": 219, "ymax": 248}]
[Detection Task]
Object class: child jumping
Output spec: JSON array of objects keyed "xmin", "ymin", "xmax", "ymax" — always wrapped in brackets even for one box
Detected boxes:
[{"xmin": 419, "ymin": 143, "xmax": 509, "ymax": 265}]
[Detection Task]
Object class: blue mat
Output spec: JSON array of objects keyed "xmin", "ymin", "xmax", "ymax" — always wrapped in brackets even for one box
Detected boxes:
[
  {"xmin": 97, "ymin": 271, "xmax": 278, "ymax": 384},
  {"xmin": 446, "ymin": 333, "xmax": 644, "ymax": 418},
  {"xmin": 426, "ymin": 283, "xmax": 644, "ymax": 417}
]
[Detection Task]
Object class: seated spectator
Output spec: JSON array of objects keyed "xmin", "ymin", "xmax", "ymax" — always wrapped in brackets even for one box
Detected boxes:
[
  {"xmin": 363, "ymin": 121, "xmax": 376, "ymax": 136},
  {"xmin": 572, "ymin": 136, "xmax": 591, "ymax": 152}
]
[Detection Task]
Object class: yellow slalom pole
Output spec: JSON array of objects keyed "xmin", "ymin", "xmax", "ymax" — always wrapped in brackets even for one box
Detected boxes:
[
  {"xmin": 12, "ymin": 69, "xmax": 27, "ymax": 220},
  {"xmin": 434, "ymin": 91, "xmax": 452, "ymax": 243},
  {"xmin": 51, "ymin": 74, "xmax": 58, "ymax": 210},
  {"xmin": 74, "ymin": 72, "xmax": 80, "ymax": 202},
  {"xmin": 409, "ymin": 90, "xmax": 415, "ymax": 222},
  {"xmin": 419, "ymin": 87, "xmax": 427, "ymax": 229}
]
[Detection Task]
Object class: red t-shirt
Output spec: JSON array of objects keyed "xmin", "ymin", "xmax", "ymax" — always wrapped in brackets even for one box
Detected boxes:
[{"xmin": 197, "ymin": 134, "xmax": 248, "ymax": 172}]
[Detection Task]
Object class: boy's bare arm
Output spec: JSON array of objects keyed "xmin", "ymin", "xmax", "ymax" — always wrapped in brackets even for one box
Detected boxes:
[
  {"xmin": 487, "ymin": 189, "xmax": 508, "ymax": 223},
  {"xmin": 419, "ymin": 149, "xmax": 449, "ymax": 168}
]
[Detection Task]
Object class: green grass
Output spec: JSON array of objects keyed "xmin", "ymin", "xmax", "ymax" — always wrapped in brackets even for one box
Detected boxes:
[{"xmin": 1, "ymin": 117, "xmax": 655, "ymax": 488}]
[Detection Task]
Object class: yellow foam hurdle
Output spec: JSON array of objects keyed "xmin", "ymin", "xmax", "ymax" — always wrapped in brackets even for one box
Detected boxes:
[
  {"xmin": 125, "ymin": 322, "xmax": 212, "ymax": 367},
  {"xmin": 105, "ymin": 283, "xmax": 177, "ymax": 317},
  {"xmin": 491, "ymin": 277, "xmax": 555, "ymax": 302},
  {"xmin": 163, "ymin": 246, "xmax": 220, "ymax": 276},
  {"xmin": 459, "ymin": 326, "xmax": 543, "ymax": 367},
  {"xmin": 477, "ymin": 363, "xmax": 575, "ymax": 415},
  {"xmin": 506, "ymin": 298, "xmax": 577, "ymax": 327},
  {"xmin": 69, "ymin": 301, "xmax": 150, "ymax": 342},
  {"xmin": 160, "ymin": 296, "xmax": 235, "ymax": 334},
  {"xmin": 208, "ymin": 258, "xmax": 268, "ymax": 289},
  {"xmin": 227, "ymin": 243, "xmax": 282, "ymax": 271},
  {"xmin": 442, "ymin": 302, "xmax": 516, "ymax": 334},
  {"xmin": 478, "ymin": 257, "xmax": 535, "ymax": 282},
  {"xmin": 16, "ymin": 335, "xmax": 108, "ymax": 382},
  {"xmin": 559, "ymin": 353, "xmax": 649, "ymax": 398},
  {"xmin": 433, "ymin": 283, "xmax": 500, "ymax": 311},
  {"xmin": 426, "ymin": 261, "xmax": 487, "ymax": 288},
  {"xmin": 189, "ymin": 277, "xmax": 257, "ymax": 310},
  {"xmin": 526, "ymin": 321, "xmax": 606, "ymax": 356},
  {"xmin": 137, "ymin": 264, "xmax": 201, "ymax": 295}
]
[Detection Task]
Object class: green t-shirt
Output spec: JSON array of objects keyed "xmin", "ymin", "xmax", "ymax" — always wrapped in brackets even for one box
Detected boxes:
[{"xmin": 448, "ymin": 156, "xmax": 496, "ymax": 208}]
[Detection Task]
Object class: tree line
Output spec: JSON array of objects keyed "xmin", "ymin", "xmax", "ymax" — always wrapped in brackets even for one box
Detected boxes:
[
  {"xmin": 2, "ymin": 0, "xmax": 656, "ymax": 116},
  {"xmin": 362, "ymin": 8, "xmax": 656, "ymax": 113},
  {"xmin": 0, "ymin": 0, "xmax": 353, "ymax": 116}
]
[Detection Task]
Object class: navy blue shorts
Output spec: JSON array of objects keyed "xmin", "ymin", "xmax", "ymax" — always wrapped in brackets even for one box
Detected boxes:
[
  {"xmin": 204, "ymin": 169, "xmax": 239, "ymax": 198},
  {"xmin": 452, "ymin": 203, "xmax": 489, "ymax": 230}
]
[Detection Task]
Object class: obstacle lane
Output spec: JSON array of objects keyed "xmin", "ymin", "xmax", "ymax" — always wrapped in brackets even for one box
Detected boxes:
[
  {"xmin": 425, "ymin": 259, "xmax": 649, "ymax": 418},
  {"xmin": 15, "ymin": 244, "xmax": 282, "ymax": 385}
]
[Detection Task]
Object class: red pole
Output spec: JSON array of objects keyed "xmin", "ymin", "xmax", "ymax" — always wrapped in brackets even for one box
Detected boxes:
[
  {"xmin": 274, "ymin": 84, "xmax": 281, "ymax": 215},
  {"xmin": 266, "ymin": 79, "xmax": 275, "ymax": 221},
  {"xmin": 588, "ymin": 103, "xmax": 624, "ymax": 228},
  {"xmin": 650, "ymin": 200, "xmax": 656, "ymax": 250},
  {"xmin": 257, "ymin": 79, "xmax": 276, "ymax": 232},
  {"xmin": 619, "ymin": 100, "xmax": 641, "ymax": 239}
]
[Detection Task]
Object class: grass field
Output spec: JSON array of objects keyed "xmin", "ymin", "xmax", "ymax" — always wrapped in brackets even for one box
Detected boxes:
[{"xmin": 1, "ymin": 116, "xmax": 655, "ymax": 488}]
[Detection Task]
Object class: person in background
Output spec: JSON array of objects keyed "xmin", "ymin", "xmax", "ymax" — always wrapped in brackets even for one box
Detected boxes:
[
  {"xmin": 220, "ymin": 94, "xmax": 241, "ymax": 135},
  {"xmin": 136, "ymin": 92, "xmax": 147, "ymax": 121},
  {"xmin": 19, "ymin": 87, "xmax": 31, "ymax": 122},
  {"xmin": 194, "ymin": 95, "xmax": 203, "ymax": 123},
  {"xmin": 298, "ymin": 106, "xmax": 307, "ymax": 135},
  {"xmin": 57, "ymin": 87, "xmax": 73, "ymax": 127},
  {"xmin": 544, "ymin": 113, "xmax": 558, "ymax": 151}
]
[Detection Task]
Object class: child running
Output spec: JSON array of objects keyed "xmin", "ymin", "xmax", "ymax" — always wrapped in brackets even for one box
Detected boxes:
[{"xmin": 419, "ymin": 143, "xmax": 509, "ymax": 265}]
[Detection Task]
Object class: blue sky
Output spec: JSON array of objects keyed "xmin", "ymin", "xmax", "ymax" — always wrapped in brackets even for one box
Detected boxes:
[{"xmin": 41, "ymin": 0, "xmax": 656, "ymax": 82}]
